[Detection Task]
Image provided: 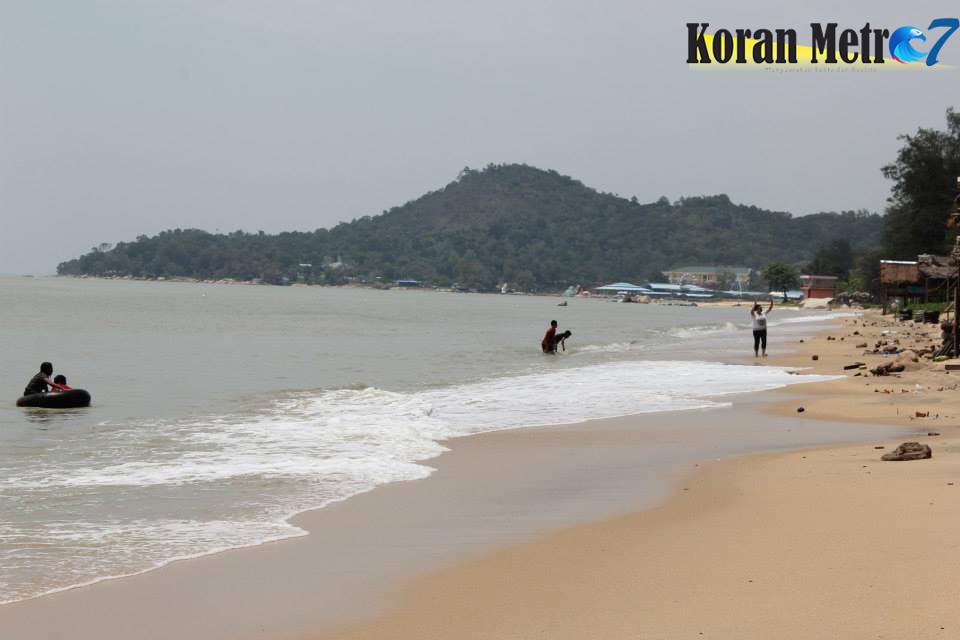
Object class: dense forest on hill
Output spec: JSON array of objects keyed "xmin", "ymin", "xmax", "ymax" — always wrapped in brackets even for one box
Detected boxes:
[{"xmin": 58, "ymin": 164, "xmax": 883, "ymax": 291}]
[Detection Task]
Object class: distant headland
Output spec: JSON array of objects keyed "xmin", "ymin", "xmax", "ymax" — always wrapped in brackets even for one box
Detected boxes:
[{"xmin": 58, "ymin": 163, "xmax": 882, "ymax": 293}]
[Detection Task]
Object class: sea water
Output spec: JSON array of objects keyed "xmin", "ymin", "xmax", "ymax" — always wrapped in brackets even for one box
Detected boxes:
[{"xmin": 0, "ymin": 277, "xmax": 849, "ymax": 603}]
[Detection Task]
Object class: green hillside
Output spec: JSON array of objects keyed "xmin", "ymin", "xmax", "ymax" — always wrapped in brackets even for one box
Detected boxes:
[{"xmin": 58, "ymin": 164, "xmax": 883, "ymax": 291}]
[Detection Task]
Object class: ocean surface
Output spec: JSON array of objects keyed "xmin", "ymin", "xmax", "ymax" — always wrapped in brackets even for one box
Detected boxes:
[{"xmin": 0, "ymin": 277, "xmax": 851, "ymax": 604}]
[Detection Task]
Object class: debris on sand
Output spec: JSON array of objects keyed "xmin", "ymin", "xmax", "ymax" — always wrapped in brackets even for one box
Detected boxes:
[{"xmin": 881, "ymin": 442, "xmax": 932, "ymax": 461}]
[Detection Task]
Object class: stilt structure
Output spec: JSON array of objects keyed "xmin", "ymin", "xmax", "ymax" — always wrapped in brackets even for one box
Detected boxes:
[{"xmin": 949, "ymin": 177, "xmax": 960, "ymax": 357}]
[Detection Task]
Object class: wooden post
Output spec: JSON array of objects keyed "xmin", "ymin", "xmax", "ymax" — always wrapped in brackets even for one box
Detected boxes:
[{"xmin": 952, "ymin": 177, "xmax": 960, "ymax": 358}]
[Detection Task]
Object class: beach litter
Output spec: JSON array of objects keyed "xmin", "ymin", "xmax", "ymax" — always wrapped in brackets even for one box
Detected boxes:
[{"xmin": 871, "ymin": 362, "xmax": 905, "ymax": 376}]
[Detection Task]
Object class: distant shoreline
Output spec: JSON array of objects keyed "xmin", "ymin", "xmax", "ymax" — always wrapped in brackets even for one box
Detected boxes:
[
  {"xmin": 52, "ymin": 274, "xmax": 554, "ymax": 295},
  {"xmin": 51, "ymin": 274, "xmax": 807, "ymax": 308}
]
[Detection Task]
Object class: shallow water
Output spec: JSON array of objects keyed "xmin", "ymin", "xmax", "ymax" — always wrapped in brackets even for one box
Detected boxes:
[{"xmin": 0, "ymin": 277, "xmax": 852, "ymax": 603}]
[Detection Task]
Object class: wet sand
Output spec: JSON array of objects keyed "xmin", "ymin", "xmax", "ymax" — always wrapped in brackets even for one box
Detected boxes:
[{"xmin": 0, "ymin": 382, "xmax": 898, "ymax": 639}]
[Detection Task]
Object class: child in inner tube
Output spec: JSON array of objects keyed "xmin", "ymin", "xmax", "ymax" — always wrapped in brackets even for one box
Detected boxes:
[{"xmin": 53, "ymin": 375, "xmax": 72, "ymax": 391}]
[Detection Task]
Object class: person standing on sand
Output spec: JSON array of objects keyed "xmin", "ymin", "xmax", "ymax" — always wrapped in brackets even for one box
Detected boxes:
[
  {"xmin": 751, "ymin": 299, "xmax": 774, "ymax": 357},
  {"xmin": 542, "ymin": 320, "xmax": 558, "ymax": 354}
]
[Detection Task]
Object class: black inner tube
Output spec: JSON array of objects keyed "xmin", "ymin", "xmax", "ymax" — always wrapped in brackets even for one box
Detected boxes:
[{"xmin": 16, "ymin": 389, "xmax": 92, "ymax": 409}]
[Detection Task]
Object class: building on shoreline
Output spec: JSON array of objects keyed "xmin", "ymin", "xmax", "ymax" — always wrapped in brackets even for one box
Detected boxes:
[
  {"xmin": 662, "ymin": 266, "xmax": 751, "ymax": 288},
  {"xmin": 799, "ymin": 275, "xmax": 838, "ymax": 299},
  {"xmin": 880, "ymin": 254, "xmax": 954, "ymax": 310}
]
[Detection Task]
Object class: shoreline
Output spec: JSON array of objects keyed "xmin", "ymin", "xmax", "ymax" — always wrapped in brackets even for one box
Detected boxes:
[
  {"xmin": 316, "ymin": 312, "xmax": 960, "ymax": 640},
  {"xmin": 0, "ymin": 282, "xmax": 856, "ymax": 601},
  {"xmin": 0, "ymin": 411, "xmax": 903, "ymax": 640},
  {"xmin": 0, "ymin": 317, "xmax": 906, "ymax": 639},
  {"xmin": 45, "ymin": 275, "xmax": 836, "ymax": 308}
]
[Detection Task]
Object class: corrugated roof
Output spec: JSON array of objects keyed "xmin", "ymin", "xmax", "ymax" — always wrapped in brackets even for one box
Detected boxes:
[
  {"xmin": 665, "ymin": 266, "xmax": 752, "ymax": 274},
  {"xmin": 647, "ymin": 283, "xmax": 712, "ymax": 292}
]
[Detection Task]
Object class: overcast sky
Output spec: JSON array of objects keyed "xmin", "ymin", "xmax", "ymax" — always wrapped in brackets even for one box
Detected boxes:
[{"xmin": 1, "ymin": 1, "xmax": 957, "ymax": 274}]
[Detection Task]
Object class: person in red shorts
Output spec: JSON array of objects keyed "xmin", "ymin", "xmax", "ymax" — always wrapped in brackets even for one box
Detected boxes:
[{"xmin": 541, "ymin": 320, "xmax": 558, "ymax": 353}]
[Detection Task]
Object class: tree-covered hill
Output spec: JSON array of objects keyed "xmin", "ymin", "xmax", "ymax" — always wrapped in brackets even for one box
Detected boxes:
[{"xmin": 58, "ymin": 164, "xmax": 883, "ymax": 291}]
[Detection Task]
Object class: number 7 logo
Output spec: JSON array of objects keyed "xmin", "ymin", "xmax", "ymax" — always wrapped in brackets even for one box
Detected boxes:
[{"xmin": 926, "ymin": 18, "xmax": 959, "ymax": 66}]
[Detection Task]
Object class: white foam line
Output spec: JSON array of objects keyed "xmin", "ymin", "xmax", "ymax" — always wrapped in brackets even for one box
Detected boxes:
[{"xmin": 0, "ymin": 362, "xmax": 839, "ymax": 606}]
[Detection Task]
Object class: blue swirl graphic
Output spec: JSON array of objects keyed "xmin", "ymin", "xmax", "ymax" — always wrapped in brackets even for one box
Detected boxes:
[{"xmin": 889, "ymin": 26, "xmax": 927, "ymax": 63}]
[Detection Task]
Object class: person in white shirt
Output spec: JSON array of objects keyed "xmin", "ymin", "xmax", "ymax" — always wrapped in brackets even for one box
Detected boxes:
[{"xmin": 751, "ymin": 299, "xmax": 774, "ymax": 357}]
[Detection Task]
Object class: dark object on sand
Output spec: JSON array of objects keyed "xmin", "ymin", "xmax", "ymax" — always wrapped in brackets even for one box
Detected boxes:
[
  {"xmin": 16, "ymin": 389, "xmax": 91, "ymax": 408},
  {"xmin": 871, "ymin": 362, "xmax": 905, "ymax": 376},
  {"xmin": 812, "ymin": 355, "xmax": 819, "ymax": 361},
  {"xmin": 796, "ymin": 406, "xmax": 805, "ymax": 413},
  {"xmin": 843, "ymin": 362, "xmax": 865, "ymax": 370},
  {"xmin": 881, "ymin": 442, "xmax": 932, "ymax": 461}
]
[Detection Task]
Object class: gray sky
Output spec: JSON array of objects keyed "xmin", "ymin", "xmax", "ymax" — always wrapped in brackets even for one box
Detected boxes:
[{"xmin": 1, "ymin": 0, "xmax": 957, "ymax": 274}]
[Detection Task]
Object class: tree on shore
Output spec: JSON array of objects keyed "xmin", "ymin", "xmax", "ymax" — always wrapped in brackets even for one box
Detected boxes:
[
  {"xmin": 882, "ymin": 108, "xmax": 960, "ymax": 259},
  {"xmin": 806, "ymin": 239, "xmax": 854, "ymax": 278},
  {"xmin": 763, "ymin": 263, "xmax": 800, "ymax": 300}
]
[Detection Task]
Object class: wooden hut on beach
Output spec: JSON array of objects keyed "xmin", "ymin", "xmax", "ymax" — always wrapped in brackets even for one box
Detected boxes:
[{"xmin": 880, "ymin": 255, "xmax": 955, "ymax": 311}]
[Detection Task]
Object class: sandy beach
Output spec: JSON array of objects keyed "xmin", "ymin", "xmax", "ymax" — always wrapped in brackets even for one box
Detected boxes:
[
  {"xmin": 0, "ymin": 400, "xmax": 891, "ymax": 639},
  {"xmin": 315, "ymin": 311, "xmax": 960, "ymax": 640}
]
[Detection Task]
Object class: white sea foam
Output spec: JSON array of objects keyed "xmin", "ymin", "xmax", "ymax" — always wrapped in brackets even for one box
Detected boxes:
[
  {"xmin": 573, "ymin": 341, "xmax": 643, "ymax": 354},
  {"xmin": 1, "ymin": 361, "xmax": 831, "ymax": 492},
  {"xmin": 0, "ymin": 360, "xmax": 835, "ymax": 604},
  {"xmin": 662, "ymin": 312, "xmax": 859, "ymax": 338},
  {"xmin": 769, "ymin": 311, "xmax": 861, "ymax": 326},
  {"xmin": 667, "ymin": 321, "xmax": 741, "ymax": 338}
]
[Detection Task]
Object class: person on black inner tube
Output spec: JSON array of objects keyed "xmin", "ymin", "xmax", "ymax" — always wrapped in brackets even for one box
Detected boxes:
[{"xmin": 23, "ymin": 362, "xmax": 67, "ymax": 396}]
